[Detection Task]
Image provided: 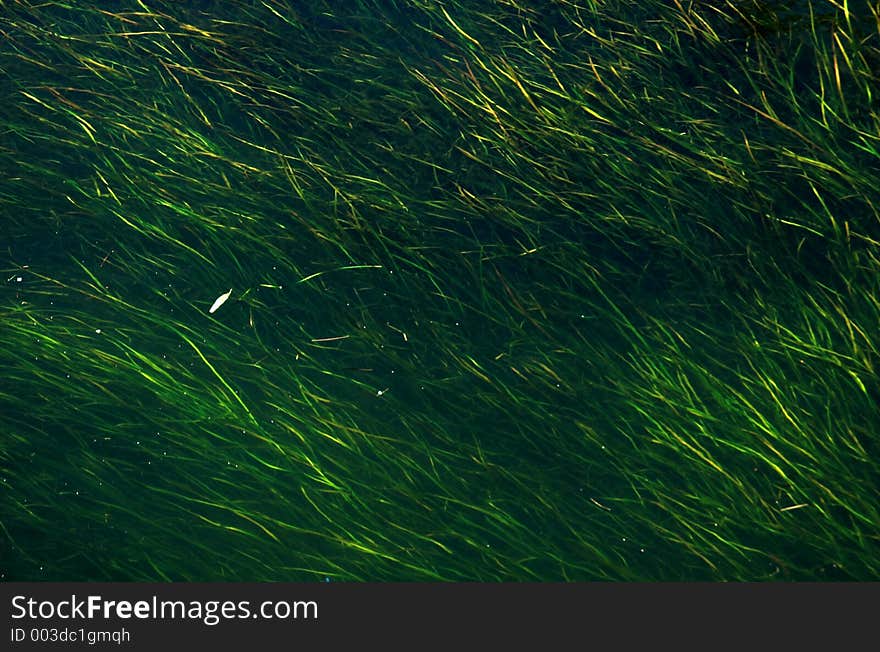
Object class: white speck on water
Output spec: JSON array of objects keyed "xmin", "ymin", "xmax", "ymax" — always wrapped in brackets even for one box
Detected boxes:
[{"xmin": 209, "ymin": 288, "xmax": 233, "ymax": 314}]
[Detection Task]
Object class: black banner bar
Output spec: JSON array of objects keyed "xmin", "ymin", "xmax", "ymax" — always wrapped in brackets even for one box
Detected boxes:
[{"xmin": 2, "ymin": 583, "xmax": 877, "ymax": 649}]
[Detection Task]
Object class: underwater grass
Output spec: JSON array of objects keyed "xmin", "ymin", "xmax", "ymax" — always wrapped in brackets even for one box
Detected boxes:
[{"xmin": 1, "ymin": 0, "xmax": 878, "ymax": 581}]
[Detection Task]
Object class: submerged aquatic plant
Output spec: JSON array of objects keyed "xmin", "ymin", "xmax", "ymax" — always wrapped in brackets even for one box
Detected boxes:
[{"xmin": 1, "ymin": 0, "xmax": 878, "ymax": 581}]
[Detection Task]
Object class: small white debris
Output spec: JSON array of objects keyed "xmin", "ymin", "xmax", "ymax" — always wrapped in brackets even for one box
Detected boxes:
[{"xmin": 209, "ymin": 288, "xmax": 233, "ymax": 314}]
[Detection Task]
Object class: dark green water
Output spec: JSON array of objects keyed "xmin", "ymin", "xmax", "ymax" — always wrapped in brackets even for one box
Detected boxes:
[{"xmin": 1, "ymin": 1, "xmax": 878, "ymax": 581}]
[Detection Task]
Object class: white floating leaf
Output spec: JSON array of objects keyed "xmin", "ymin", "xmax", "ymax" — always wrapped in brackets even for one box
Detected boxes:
[{"xmin": 209, "ymin": 288, "xmax": 233, "ymax": 314}]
